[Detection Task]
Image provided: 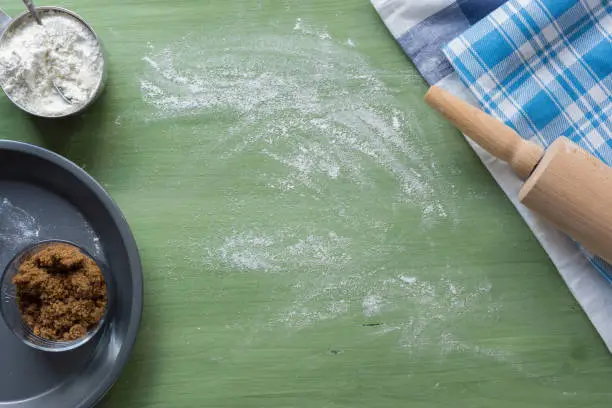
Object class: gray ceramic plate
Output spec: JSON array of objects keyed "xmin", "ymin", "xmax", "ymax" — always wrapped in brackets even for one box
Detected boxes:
[{"xmin": 0, "ymin": 140, "xmax": 143, "ymax": 407}]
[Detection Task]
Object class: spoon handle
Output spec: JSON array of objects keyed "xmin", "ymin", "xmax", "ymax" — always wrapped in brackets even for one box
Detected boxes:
[{"xmin": 22, "ymin": 0, "xmax": 42, "ymax": 25}]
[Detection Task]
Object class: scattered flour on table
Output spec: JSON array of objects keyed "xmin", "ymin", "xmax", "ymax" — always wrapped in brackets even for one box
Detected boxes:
[
  {"xmin": 204, "ymin": 228, "xmax": 356, "ymax": 327},
  {"xmin": 139, "ymin": 20, "xmax": 448, "ymax": 216},
  {"xmin": 362, "ymin": 295, "xmax": 383, "ymax": 317},
  {"xmin": 399, "ymin": 275, "xmax": 417, "ymax": 284},
  {"xmin": 140, "ymin": 21, "xmax": 500, "ymax": 356},
  {"xmin": 205, "ymin": 226, "xmax": 499, "ymax": 349},
  {"xmin": 376, "ymin": 276, "xmax": 496, "ymax": 351},
  {"xmin": 210, "ymin": 230, "xmax": 351, "ymax": 273},
  {"xmin": 438, "ymin": 332, "xmax": 529, "ymax": 375}
]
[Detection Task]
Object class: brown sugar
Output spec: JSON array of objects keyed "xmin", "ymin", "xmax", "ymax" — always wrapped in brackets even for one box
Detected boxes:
[{"xmin": 12, "ymin": 243, "xmax": 107, "ymax": 341}]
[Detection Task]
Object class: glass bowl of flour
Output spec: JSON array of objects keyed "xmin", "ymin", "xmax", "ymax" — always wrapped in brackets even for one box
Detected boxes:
[{"xmin": 0, "ymin": 7, "xmax": 106, "ymax": 118}]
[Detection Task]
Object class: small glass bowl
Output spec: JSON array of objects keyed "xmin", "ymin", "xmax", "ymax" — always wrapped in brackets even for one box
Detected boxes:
[{"xmin": 0, "ymin": 240, "xmax": 109, "ymax": 352}]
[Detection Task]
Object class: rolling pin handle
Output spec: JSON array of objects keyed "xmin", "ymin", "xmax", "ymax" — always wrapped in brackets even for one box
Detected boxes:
[{"xmin": 424, "ymin": 86, "xmax": 544, "ymax": 179}]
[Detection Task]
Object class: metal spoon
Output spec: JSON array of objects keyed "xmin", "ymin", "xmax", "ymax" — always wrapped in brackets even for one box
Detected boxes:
[
  {"xmin": 20, "ymin": 3, "xmax": 72, "ymax": 105},
  {"xmin": 22, "ymin": 0, "xmax": 42, "ymax": 25},
  {"xmin": 53, "ymin": 82, "xmax": 73, "ymax": 105}
]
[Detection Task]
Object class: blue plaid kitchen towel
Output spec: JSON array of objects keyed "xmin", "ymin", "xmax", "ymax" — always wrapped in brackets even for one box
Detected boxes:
[
  {"xmin": 372, "ymin": 0, "xmax": 612, "ymax": 352},
  {"xmin": 372, "ymin": 0, "xmax": 507, "ymax": 84},
  {"xmin": 444, "ymin": 0, "xmax": 612, "ymax": 280},
  {"xmin": 445, "ymin": 0, "xmax": 612, "ymax": 164}
]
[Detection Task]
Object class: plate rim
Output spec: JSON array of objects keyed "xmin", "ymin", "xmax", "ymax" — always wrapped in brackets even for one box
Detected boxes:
[{"xmin": 0, "ymin": 140, "xmax": 144, "ymax": 408}]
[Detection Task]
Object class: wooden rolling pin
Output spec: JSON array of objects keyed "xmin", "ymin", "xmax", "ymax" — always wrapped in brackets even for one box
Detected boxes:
[{"xmin": 425, "ymin": 85, "xmax": 612, "ymax": 263}]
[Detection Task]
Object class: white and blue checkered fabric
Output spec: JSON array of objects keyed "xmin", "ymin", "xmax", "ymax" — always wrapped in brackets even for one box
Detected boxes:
[
  {"xmin": 444, "ymin": 0, "xmax": 612, "ymax": 280},
  {"xmin": 445, "ymin": 0, "xmax": 612, "ymax": 160}
]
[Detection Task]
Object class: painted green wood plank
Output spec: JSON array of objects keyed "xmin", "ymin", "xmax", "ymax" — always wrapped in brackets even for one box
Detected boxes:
[{"xmin": 0, "ymin": 0, "xmax": 610, "ymax": 407}]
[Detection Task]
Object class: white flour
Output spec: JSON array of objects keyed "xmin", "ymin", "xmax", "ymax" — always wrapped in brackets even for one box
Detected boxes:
[
  {"xmin": 0, "ymin": 197, "xmax": 103, "ymax": 264},
  {"xmin": 0, "ymin": 10, "xmax": 103, "ymax": 116},
  {"xmin": 141, "ymin": 21, "xmax": 499, "ymax": 357},
  {"xmin": 362, "ymin": 295, "xmax": 383, "ymax": 317},
  {"xmin": 210, "ymin": 230, "xmax": 351, "ymax": 273},
  {"xmin": 0, "ymin": 198, "xmax": 39, "ymax": 251},
  {"xmin": 139, "ymin": 23, "xmax": 449, "ymax": 217}
]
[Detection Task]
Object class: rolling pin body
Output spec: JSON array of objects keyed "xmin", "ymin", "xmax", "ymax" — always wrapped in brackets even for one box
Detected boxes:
[
  {"xmin": 425, "ymin": 86, "xmax": 612, "ymax": 263},
  {"xmin": 520, "ymin": 137, "xmax": 612, "ymax": 262}
]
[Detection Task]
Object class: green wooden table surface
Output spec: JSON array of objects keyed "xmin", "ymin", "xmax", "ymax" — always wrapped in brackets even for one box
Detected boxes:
[{"xmin": 1, "ymin": 0, "xmax": 611, "ymax": 406}]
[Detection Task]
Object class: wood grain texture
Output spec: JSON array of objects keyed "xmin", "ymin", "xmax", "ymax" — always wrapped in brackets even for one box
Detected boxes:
[
  {"xmin": 0, "ymin": 1, "xmax": 610, "ymax": 407},
  {"xmin": 520, "ymin": 137, "xmax": 612, "ymax": 264}
]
